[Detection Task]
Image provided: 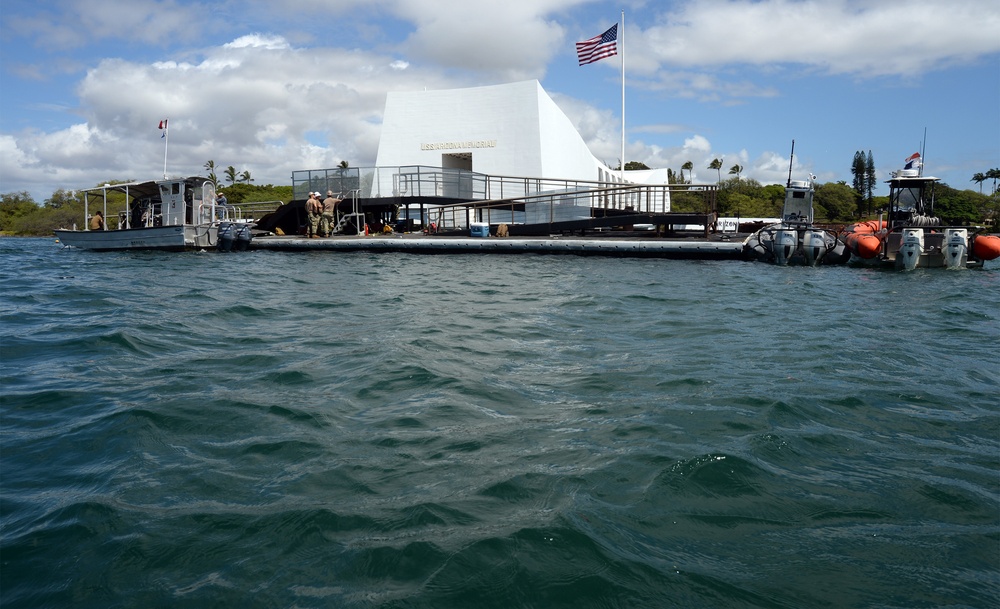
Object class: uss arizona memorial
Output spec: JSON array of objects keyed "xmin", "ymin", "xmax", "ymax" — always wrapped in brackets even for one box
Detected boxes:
[{"xmin": 292, "ymin": 79, "xmax": 679, "ymax": 216}]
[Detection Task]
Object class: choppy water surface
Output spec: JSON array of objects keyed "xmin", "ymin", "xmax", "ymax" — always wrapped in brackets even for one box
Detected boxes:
[{"xmin": 2, "ymin": 237, "xmax": 998, "ymax": 608}]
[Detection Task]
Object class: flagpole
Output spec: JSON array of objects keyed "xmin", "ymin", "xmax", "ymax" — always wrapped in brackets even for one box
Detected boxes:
[
  {"xmin": 620, "ymin": 9, "xmax": 625, "ymax": 182},
  {"xmin": 162, "ymin": 119, "xmax": 169, "ymax": 179}
]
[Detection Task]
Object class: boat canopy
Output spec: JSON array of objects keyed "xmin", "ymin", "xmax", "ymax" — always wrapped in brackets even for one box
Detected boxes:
[{"xmin": 82, "ymin": 177, "xmax": 213, "ymax": 200}]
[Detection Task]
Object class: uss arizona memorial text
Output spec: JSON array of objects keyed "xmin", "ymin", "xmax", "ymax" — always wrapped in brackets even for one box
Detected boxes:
[{"xmin": 420, "ymin": 140, "xmax": 497, "ymax": 151}]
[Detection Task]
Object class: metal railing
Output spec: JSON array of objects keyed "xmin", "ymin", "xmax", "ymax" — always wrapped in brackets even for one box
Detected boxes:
[
  {"xmin": 405, "ymin": 183, "xmax": 718, "ymax": 231},
  {"xmin": 292, "ymin": 165, "xmax": 718, "ymax": 232}
]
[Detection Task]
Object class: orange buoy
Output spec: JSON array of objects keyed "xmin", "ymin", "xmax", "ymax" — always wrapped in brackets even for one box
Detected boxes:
[
  {"xmin": 845, "ymin": 232, "xmax": 882, "ymax": 259},
  {"xmin": 972, "ymin": 234, "xmax": 1000, "ymax": 261},
  {"xmin": 846, "ymin": 220, "xmax": 887, "ymax": 235}
]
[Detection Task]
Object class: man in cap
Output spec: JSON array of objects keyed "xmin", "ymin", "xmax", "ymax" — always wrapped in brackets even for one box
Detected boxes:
[
  {"xmin": 320, "ymin": 191, "xmax": 341, "ymax": 237},
  {"xmin": 306, "ymin": 192, "xmax": 322, "ymax": 238}
]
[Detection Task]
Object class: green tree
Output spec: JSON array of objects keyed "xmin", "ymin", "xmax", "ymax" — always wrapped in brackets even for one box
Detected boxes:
[
  {"xmin": 987, "ymin": 168, "xmax": 1000, "ymax": 195},
  {"xmin": 45, "ymin": 188, "xmax": 82, "ymax": 210},
  {"xmin": 681, "ymin": 160, "xmax": 693, "ymax": 183},
  {"xmin": 623, "ymin": 161, "xmax": 650, "ymax": 170},
  {"xmin": 204, "ymin": 160, "xmax": 218, "ymax": 185},
  {"xmin": 0, "ymin": 192, "xmax": 39, "ymax": 232},
  {"xmin": 339, "ymin": 160, "xmax": 349, "ymax": 169},
  {"xmin": 728, "ymin": 163, "xmax": 743, "ymax": 180},
  {"xmin": 934, "ymin": 183, "xmax": 987, "ymax": 225},
  {"xmin": 850, "ymin": 151, "xmax": 866, "ymax": 216},
  {"xmin": 708, "ymin": 158, "xmax": 723, "ymax": 183},
  {"xmin": 814, "ymin": 181, "xmax": 856, "ymax": 221},
  {"xmin": 971, "ymin": 172, "xmax": 986, "ymax": 194},
  {"xmin": 761, "ymin": 184, "xmax": 786, "ymax": 212},
  {"xmin": 225, "ymin": 166, "xmax": 237, "ymax": 185},
  {"xmin": 238, "ymin": 170, "xmax": 253, "ymax": 184},
  {"xmin": 714, "ymin": 177, "xmax": 779, "ymax": 217},
  {"xmin": 865, "ymin": 150, "xmax": 876, "ymax": 213}
]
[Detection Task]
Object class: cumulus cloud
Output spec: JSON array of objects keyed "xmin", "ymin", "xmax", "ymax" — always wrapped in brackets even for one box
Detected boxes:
[
  {"xmin": 4, "ymin": 34, "xmax": 465, "ymax": 197},
  {"xmin": 638, "ymin": 0, "xmax": 1000, "ymax": 77}
]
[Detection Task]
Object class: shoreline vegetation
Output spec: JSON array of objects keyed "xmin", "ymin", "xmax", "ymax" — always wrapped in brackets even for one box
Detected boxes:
[{"xmin": 3, "ymin": 175, "xmax": 997, "ymax": 238}]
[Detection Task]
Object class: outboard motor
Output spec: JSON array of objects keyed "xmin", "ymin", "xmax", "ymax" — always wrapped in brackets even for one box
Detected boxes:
[
  {"xmin": 773, "ymin": 229, "xmax": 798, "ymax": 266},
  {"xmin": 899, "ymin": 228, "xmax": 924, "ymax": 270},
  {"xmin": 234, "ymin": 224, "xmax": 252, "ymax": 251},
  {"xmin": 802, "ymin": 229, "xmax": 828, "ymax": 266},
  {"xmin": 943, "ymin": 228, "xmax": 968, "ymax": 269},
  {"xmin": 217, "ymin": 222, "xmax": 235, "ymax": 252}
]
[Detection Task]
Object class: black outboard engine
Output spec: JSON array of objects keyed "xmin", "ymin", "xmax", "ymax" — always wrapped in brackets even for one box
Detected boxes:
[{"xmin": 217, "ymin": 222, "xmax": 235, "ymax": 252}]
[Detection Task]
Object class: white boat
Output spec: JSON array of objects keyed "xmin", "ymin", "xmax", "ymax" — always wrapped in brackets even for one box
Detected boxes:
[
  {"xmin": 54, "ymin": 177, "xmax": 238, "ymax": 251},
  {"xmin": 840, "ymin": 153, "xmax": 1000, "ymax": 269},
  {"xmin": 743, "ymin": 142, "xmax": 846, "ymax": 266}
]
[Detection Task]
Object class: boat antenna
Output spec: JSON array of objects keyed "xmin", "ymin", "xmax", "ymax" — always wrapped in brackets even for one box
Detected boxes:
[
  {"xmin": 919, "ymin": 127, "xmax": 927, "ymax": 177},
  {"xmin": 787, "ymin": 139, "xmax": 795, "ymax": 187}
]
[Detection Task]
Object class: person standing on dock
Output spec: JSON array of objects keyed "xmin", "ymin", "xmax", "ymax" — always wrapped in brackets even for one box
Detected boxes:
[
  {"xmin": 320, "ymin": 191, "xmax": 341, "ymax": 237},
  {"xmin": 306, "ymin": 192, "xmax": 322, "ymax": 238}
]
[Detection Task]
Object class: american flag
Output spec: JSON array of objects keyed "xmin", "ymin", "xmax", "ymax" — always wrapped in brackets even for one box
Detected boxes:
[{"xmin": 576, "ymin": 24, "xmax": 618, "ymax": 66}]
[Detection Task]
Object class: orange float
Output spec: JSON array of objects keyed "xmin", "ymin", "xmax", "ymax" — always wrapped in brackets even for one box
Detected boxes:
[
  {"xmin": 972, "ymin": 234, "xmax": 1000, "ymax": 261},
  {"xmin": 845, "ymin": 232, "xmax": 882, "ymax": 259},
  {"xmin": 848, "ymin": 220, "xmax": 887, "ymax": 235}
]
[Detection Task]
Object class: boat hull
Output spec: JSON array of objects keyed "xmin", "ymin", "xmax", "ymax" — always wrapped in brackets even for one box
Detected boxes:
[
  {"xmin": 743, "ymin": 223, "xmax": 846, "ymax": 265},
  {"xmin": 842, "ymin": 228, "xmax": 998, "ymax": 269},
  {"xmin": 54, "ymin": 225, "xmax": 218, "ymax": 251}
]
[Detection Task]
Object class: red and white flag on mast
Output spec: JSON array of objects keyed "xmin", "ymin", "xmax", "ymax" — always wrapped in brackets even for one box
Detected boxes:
[{"xmin": 159, "ymin": 119, "xmax": 168, "ymax": 138}]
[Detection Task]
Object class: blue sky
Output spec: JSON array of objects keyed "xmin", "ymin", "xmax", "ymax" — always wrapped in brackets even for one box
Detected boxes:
[{"xmin": 2, "ymin": 0, "xmax": 998, "ymax": 202}]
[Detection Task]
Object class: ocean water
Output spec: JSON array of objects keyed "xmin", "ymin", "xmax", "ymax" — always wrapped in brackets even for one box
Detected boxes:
[{"xmin": 1, "ymin": 236, "xmax": 998, "ymax": 608}]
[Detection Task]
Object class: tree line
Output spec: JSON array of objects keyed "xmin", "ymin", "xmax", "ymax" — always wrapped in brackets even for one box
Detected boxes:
[{"xmin": 3, "ymin": 158, "xmax": 998, "ymax": 236}]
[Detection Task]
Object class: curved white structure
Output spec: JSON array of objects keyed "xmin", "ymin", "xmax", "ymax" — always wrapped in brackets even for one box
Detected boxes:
[{"xmin": 375, "ymin": 80, "xmax": 670, "ymax": 188}]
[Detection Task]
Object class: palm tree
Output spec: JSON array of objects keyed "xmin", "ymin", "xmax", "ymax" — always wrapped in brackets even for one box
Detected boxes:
[
  {"xmin": 988, "ymin": 168, "xmax": 1000, "ymax": 195},
  {"xmin": 204, "ymin": 160, "xmax": 218, "ymax": 186},
  {"xmin": 339, "ymin": 160, "xmax": 349, "ymax": 169},
  {"xmin": 708, "ymin": 158, "xmax": 723, "ymax": 183},
  {"xmin": 225, "ymin": 166, "xmax": 237, "ymax": 185},
  {"xmin": 238, "ymin": 170, "xmax": 253, "ymax": 184},
  {"xmin": 681, "ymin": 160, "xmax": 693, "ymax": 183},
  {"xmin": 972, "ymin": 172, "xmax": 986, "ymax": 194},
  {"xmin": 728, "ymin": 164, "xmax": 744, "ymax": 180}
]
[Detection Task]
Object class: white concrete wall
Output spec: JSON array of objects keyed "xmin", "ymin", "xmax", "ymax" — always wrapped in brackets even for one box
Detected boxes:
[
  {"xmin": 373, "ymin": 80, "xmax": 669, "ymax": 211},
  {"xmin": 376, "ymin": 80, "xmax": 615, "ymax": 182}
]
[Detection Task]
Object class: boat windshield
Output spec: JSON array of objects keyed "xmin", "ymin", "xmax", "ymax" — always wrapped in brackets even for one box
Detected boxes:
[{"xmin": 895, "ymin": 185, "xmax": 922, "ymax": 212}]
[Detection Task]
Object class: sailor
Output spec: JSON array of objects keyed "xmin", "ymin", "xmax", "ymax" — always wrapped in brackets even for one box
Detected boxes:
[
  {"xmin": 306, "ymin": 192, "xmax": 322, "ymax": 238},
  {"xmin": 320, "ymin": 191, "xmax": 341, "ymax": 237}
]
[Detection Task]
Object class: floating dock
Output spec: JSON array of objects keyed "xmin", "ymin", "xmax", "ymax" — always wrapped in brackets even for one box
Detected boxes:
[{"xmin": 251, "ymin": 233, "xmax": 747, "ymax": 259}]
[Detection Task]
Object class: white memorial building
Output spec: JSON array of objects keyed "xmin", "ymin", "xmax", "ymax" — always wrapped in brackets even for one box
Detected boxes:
[
  {"xmin": 292, "ymin": 80, "xmax": 674, "ymax": 223},
  {"xmin": 374, "ymin": 80, "xmax": 671, "ymax": 189}
]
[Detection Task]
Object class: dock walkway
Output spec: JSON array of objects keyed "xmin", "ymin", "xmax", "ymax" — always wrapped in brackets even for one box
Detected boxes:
[{"xmin": 251, "ymin": 232, "xmax": 747, "ymax": 259}]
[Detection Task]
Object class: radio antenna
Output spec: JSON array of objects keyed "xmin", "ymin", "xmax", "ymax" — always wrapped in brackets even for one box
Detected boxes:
[{"xmin": 787, "ymin": 139, "xmax": 795, "ymax": 187}]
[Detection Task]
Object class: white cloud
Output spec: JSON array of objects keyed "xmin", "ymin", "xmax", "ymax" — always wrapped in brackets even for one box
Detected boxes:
[
  {"xmin": 4, "ymin": 34, "xmax": 471, "ymax": 198},
  {"xmin": 639, "ymin": 0, "xmax": 1000, "ymax": 77},
  {"xmin": 224, "ymin": 34, "xmax": 291, "ymax": 50}
]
